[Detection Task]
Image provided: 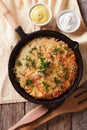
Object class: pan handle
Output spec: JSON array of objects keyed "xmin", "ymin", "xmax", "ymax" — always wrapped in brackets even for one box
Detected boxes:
[{"xmin": 0, "ymin": 0, "xmax": 26, "ymax": 39}]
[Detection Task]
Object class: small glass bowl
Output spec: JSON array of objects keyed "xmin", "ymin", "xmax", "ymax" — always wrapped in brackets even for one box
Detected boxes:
[
  {"xmin": 56, "ymin": 10, "xmax": 81, "ymax": 33},
  {"xmin": 29, "ymin": 3, "xmax": 52, "ymax": 26}
]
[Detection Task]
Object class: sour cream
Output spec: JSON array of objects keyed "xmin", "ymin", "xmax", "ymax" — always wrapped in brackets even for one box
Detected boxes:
[{"xmin": 56, "ymin": 10, "xmax": 80, "ymax": 33}]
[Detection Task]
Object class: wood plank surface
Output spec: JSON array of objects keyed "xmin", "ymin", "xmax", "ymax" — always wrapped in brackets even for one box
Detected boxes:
[
  {"xmin": 0, "ymin": 103, "xmax": 24, "ymax": 130},
  {"xmin": 72, "ymin": 109, "xmax": 87, "ymax": 130},
  {"xmin": 47, "ymin": 114, "xmax": 72, "ymax": 130},
  {"xmin": 0, "ymin": 0, "xmax": 87, "ymax": 130}
]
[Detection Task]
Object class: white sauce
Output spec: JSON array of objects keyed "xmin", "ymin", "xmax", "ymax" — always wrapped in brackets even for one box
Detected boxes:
[{"xmin": 57, "ymin": 10, "xmax": 80, "ymax": 33}]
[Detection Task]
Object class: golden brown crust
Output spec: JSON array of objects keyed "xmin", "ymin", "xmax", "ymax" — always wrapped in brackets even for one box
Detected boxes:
[{"xmin": 14, "ymin": 37, "xmax": 78, "ymax": 99}]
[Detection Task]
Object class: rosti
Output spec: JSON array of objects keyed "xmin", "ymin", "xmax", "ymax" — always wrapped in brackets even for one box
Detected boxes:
[{"xmin": 14, "ymin": 37, "xmax": 78, "ymax": 99}]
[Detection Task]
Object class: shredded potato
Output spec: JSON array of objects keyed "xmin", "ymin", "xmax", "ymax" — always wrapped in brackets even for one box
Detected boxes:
[{"xmin": 14, "ymin": 37, "xmax": 78, "ymax": 99}]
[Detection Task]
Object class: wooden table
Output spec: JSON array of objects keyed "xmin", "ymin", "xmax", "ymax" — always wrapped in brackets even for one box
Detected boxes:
[{"xmin": 0, "ymin": 0, "xmax": 87, "ymax": 130}]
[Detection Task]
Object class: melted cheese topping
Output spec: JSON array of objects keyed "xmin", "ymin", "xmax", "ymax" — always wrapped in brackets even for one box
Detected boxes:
[{"xmin": 14, "ymin": 37, "xmax": 78, "ymax": 99}]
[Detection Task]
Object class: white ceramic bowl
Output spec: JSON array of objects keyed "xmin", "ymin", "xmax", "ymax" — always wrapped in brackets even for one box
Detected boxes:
[
  {"xmin": 29, "ymin": 3, "xmax": 52, "ymax": 26},
  {"xmin": 56, "ymin": 10, "xmax": 81, "ymax": 33}
]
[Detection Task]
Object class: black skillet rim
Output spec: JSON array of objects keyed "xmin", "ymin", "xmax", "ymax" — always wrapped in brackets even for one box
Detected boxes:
[{"xmin": 8, "ymin": 30, "xmax": 83, "ymax": 105}]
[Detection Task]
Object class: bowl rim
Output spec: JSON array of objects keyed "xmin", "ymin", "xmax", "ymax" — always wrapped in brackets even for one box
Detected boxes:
[
  {"xmin": 56, "ymin": 10, "xmax": 81, "ymax": 33},
  {"xmin": 29, "ymin": 3, "xmax": 52, "ymax": 26}
]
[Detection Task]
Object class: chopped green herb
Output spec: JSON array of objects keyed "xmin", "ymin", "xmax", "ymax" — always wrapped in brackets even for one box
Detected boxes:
[
  {"xmin": 23, "ymin": 55, "xmax": 35, "ymax": 67},
  {"xmin": 71, "ymin": 66, "xmax": 76, "ymax": 72},
  {"xmin": 52, "ymin": 84, "xmax": 57, "ymax": 89},
  {"xmin": 66, "ymin": 53, "xmax": 71, "ymax": 57},
  {"xmin": 54, "ymin": 77, "xmax": 61, "ymax": 87},
  {"xmin": 57, "ymin": 73, "xmax": 61, "ymax": 77},
  {"xmin": 15, "ymin": 77, "xmax": 20, "ymax": 82},
  {"xmin": 42, "ymin": 81, "xmax": 50, "ymax": 92},
  {"xmin": 53, "ymin": 48, "xmax": 63, "ymax": 54},
  {"xmin": 39, "ymin": 70, "xmax": 47, "ymax": 76},
  {"xmin": 18, "ymin": 71, "xmax": 22, "ymax": 75},
  {"xmin": 32, "ymin": 47, "xmax": 37, "ymax": 50},
  {"xmin": 63, "ymin": 74, "xmax": 69, "ymax": 80},
  {"xmin": 40, "ymin": 58, "xmax": 51, "ymax": 68},
  {"xmin": 64, "ymin": 47, "xmax": 69, "ymax": 50},
  {"xmin": 37, "ymin": 51, "xmax": 41, "ymax": 57},
  {"xmin": 25, "ymin": 79, "xmax": 34, "ymax": 86},
  {"xmin": 31, "ymin": 60, "xmax": 35, "ymax": 67},
  {"xmin": 16, "ymin": 60, "xmax": 22, "ymax": 66},
  {"xmin": 40, "ymin": 57, "xmax": 45, "ymax": 63},
  {"xmin": 23, "ymin": 55, "xmax": 31, "ymax": 61},
  {"xmin": 62, "ymin": 67, "xmax": 68, "ymax": 72},
  {"xmin": 29, "ymin": 47, "xmax": 37, "ymax": 53},
  {"xmin": 39, "ymin": 58, "xmax": 51, "ymax": 76},
  {"xmin": 45, "ymin": 61, "xmax": 51, "ymax": 68},
  {"xmin": 25, "ymin": 62, "xmax": 30, "ymax": 67}
]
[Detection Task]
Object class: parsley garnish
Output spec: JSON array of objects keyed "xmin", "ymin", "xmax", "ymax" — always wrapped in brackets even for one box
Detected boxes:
[
  {"xmin": 71, "ymin": 66, "xmax": 76, "ymax": 72},
  {"xmin": 52, "ymin": 48, "xmax": 63, "ymax": 54},
  {"xmin": 23, "ymin": 55, "xmax": 31, "ymax": 61},
  {"xmin": 31, "ymin": 60, "xmax": 35, "ymax": 67},
  {"xmin": 29, "ymin": 47, "xmax": 37, "ymax": 53},
  {"xmin": 25, "ymin": 79, "xmax": 34, "ymax": 86},
  {"xmin": 54, "ymin": 77, "xmax": 61, "ymax": 86},
  {"xmin": 62, "ymin": 67, "xmax": 68, "ymax": 72},
  {"xmin": 39, "ymin": 58, "xmax": 51, "ymax": 76},
  {"xmin": 15, "ymin": 77, "xmax": 20, "ymax": 82},
  {"xmin": 62, "ymin": 74, "xmax": 69, "ymax": 80},
  {"xmin": 42, "ymin": 81, "xmax": 50, "ymax": 92},
  {"xmin": 16, "ymin": 60, "xmax": 22, "ymax": 66},
  {"xmin": 53, "ymin": 77, "xmax": 62, "ymax": 88}
]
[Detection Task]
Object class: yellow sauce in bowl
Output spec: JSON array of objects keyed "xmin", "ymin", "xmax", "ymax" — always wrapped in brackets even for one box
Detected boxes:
[{"xmin": 29, "ymin": 4, "xmax": 51, "ymax": 25}]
